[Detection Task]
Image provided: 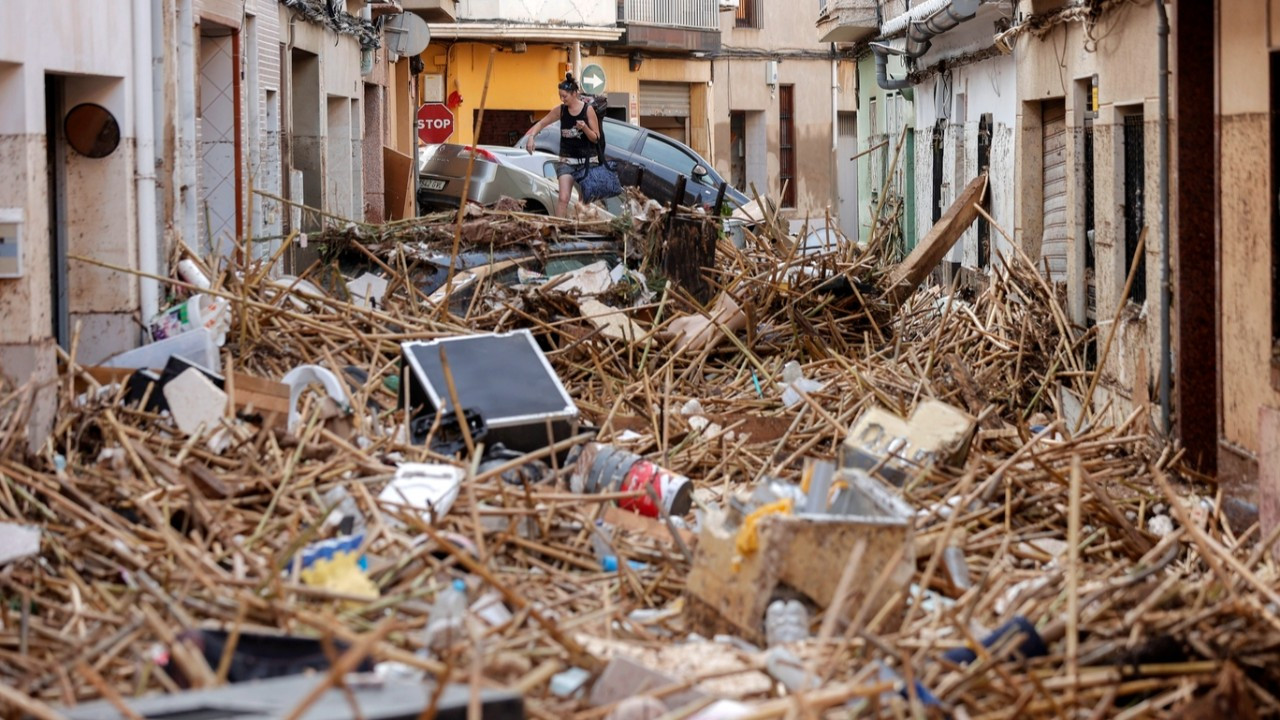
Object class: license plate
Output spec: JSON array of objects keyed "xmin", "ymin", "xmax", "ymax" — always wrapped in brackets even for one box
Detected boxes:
[{"xmin": 423, "ymin": 179, "xmax": 447, "ymax": 191}]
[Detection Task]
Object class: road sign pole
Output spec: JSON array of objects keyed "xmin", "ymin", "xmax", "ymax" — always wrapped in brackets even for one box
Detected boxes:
[{"xmin": 413, "ymin": 72, "xmax": 419, "ymax": 218}]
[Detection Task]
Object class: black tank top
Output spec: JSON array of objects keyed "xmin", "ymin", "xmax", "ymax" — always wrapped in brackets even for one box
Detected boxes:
[{"xmin": 559, "ymin": 103, "xmax": 594, "ymax": 159}]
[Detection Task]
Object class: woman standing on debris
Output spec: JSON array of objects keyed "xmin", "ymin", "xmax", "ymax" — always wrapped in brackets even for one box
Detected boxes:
[{"xmin": 526, "ymin": 72, "xmax": 601, "ymax": 217}]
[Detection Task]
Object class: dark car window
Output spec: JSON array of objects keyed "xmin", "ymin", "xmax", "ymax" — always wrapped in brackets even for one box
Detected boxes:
[
  {"xmin": 602, "ymin": 120, "xmax": 642, "ymax": 153},
  {"xmin": 638, "ymin": 135, "xmax": 698, "ymax": 178}
]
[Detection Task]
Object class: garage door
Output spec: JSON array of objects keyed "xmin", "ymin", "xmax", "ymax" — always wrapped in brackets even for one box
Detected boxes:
[
  {"xmin": 639, "ymin": 82, "xmax": 691, "ymax": 117},
  {"xmin": 1041, "ymin": 100, "xmax": 1068, "ymax": 282}
]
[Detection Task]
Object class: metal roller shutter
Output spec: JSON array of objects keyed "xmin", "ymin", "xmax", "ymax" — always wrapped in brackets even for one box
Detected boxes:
[
  {"xmin": 1041, "ymin": 100, "xmax": 1068, "ymax": 282},
  {"xmin": 638, "ymin": 82, "xmax": 691, "ymax": 117}
]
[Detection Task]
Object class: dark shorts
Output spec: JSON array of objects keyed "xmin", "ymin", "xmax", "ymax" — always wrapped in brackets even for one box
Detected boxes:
[{"xmin": 556, "ymin": 159, "xmax": 593, "ymax": 177}]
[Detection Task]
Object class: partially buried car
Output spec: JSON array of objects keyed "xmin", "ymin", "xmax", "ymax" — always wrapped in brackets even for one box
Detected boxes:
[
  {"xmin": 417, "ymin": 143, "xmax": 601, "ymax": 216},
  {"xmin": 517, "ymin": 117, "xmax": 750, "ymax": 211}
]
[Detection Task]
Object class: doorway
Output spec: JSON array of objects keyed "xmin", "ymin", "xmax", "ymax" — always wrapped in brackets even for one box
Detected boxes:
[
  {"xmin": 199, "ymin": 27, "xmax": 240, "ymax": 257},
  {"xmin": 730, "ymin": 111, "xmax": 746, "ymax": 193},
  {"xmin": 1041, "ymin": 99, "xmax": 1068, "ymax": 281},
  {"xmin": 45, "ymin": 75, "xmax": 68, "ymax": 349},
  {"xmin": 837, "ymin": 111, "xmax": 858, "ymax": 239}
]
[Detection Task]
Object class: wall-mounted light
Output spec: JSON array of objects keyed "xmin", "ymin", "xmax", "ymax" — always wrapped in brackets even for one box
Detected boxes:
[
  {"xmin": 513, "ymin": 42, "xmax": 527, "ymax": 53},
  {"xmin": 629, "ymin": 51, "xmax": 643, "ymax": 72}
]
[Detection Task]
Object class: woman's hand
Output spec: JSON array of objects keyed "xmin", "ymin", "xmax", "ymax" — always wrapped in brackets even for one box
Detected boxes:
[
  {"xmin": 525, "ymin": 133, "xmax": 536, "ymax": 154},
  {"xmin": 575, "ymin": 120, "xmax": 589, "ymax": 135}
]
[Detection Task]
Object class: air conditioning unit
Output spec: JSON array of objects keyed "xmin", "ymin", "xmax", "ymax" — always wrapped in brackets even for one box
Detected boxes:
[{"xmin": 719, "ymin": 0, "xmax": 739, "ymax": 10}]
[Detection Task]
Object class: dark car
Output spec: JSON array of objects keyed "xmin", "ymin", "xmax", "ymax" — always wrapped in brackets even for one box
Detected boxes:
[{"xmin": 517, "ymin": 118, "xmax": 750, "ymax": 211}]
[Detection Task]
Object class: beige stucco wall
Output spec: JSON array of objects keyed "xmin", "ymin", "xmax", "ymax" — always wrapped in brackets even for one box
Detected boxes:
[
  {"xmin": 1014, "ymin": 0, "xmax": 1165, "ymax": 424},
  {"xmin": 1220, "ymin": 0, "xmax": 1280, "ymax": 465},
  {"xmin": 0, "ymin": 1, "xmax": 144, "ymax": 451}
]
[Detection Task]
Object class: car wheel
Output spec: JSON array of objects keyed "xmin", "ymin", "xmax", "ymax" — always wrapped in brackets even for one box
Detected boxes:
[{"xmin": 524, "ymin": 200, "xmax": 548, "ymax": 215}]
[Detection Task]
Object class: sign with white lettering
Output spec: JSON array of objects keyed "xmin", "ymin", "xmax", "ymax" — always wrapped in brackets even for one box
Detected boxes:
[{"xmin": 417, "ymin": 103, "xmax": 455, "ymax": 144}]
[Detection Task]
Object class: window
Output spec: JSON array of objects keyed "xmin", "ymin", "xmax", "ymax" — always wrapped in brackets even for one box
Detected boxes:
[
  {"xmin": 931, "ymin": 119, "xmax": 945, "ymax": 224},
  {"xmin": 603, "ymin": 120, "xmax": 642, "ymax": 152},
  {"xmin": 977, "ymin": 112, "xmax": 992, "ymax": 267},
  {"xmin": 779, "ymin": 84, "xmax": 796, "ymax": 207},
  {"xmin": 639, "ymin": 135, "xmax": 698, "ymax": 177},
  {"xmin": 736, "ymin": 0, "xmax": 760, "ymax": 28}
]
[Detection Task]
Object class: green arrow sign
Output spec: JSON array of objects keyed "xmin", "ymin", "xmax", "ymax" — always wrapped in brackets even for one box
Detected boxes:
[{"xmin": 581, "ymin": 64, "xmax": 607, "ymax": 95}]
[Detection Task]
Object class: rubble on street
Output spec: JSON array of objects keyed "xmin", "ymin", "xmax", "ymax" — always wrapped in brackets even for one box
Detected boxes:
[{"xmin": 0, "ymin": 195, "xmax": 1275, "ymax": 720}]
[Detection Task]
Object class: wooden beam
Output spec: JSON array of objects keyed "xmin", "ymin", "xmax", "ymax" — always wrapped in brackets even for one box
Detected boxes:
[{"xmin": 883, "ymin": 172, "xmax": 988, "ymax": 306}]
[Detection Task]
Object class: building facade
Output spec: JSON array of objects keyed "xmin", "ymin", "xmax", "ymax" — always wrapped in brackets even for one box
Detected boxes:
[
  {"xmin": 714, "ymin": 0, "xmax": 858, "ymax": 233},
  {"xmin": 1212, "ymin": 0, "xmax": 1280, "ymax": 497},
  {"xmin": 0, "ymin": 0, "xmax": 401, "ymax": 452},
  {"xmin": 1011, "ymin": 0, "xmax": 1169, "ymax": 433},
  {"xmin": 416, "ymin": 0, "xmax": 734, "ymax": 175},
  {"xmin": 0, "ymin": 0, "xmax": 156, "ymax": 450}
]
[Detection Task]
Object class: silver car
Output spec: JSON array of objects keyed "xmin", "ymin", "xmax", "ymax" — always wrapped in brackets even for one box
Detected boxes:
[
  {"xmin": 484, "ymin": 146, "xmax": 625, "ymax": 215},
  {"xmin": 417, "ymin": 143, "xmax": 581, "ymax": 216}
]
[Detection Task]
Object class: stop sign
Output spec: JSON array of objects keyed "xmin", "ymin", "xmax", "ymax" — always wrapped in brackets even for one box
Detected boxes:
[{"xmin": 417, "ymin": 103, "xmax": 455, "ymax": 144}]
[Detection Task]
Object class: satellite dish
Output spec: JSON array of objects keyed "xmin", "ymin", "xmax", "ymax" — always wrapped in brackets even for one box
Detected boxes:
[{"xmin": 385, "ymin": 12, "xmax": 431, "ymax": 57}]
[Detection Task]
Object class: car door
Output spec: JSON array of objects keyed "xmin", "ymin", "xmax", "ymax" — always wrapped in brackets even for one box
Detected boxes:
[{"xmin": 635, "ymin": 133, "xmax": 718, "ymax": 207}]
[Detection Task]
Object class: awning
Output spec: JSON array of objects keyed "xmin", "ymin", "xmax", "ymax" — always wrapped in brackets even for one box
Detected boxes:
[{"xmin": 426, "ymin": 23, "xmax": 624, "ymax": 42}]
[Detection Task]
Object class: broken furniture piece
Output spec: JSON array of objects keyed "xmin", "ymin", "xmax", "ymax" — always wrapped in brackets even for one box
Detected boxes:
[{"xmin": 684, "ymin": 470, "xmax": 914, "ymax": 646}]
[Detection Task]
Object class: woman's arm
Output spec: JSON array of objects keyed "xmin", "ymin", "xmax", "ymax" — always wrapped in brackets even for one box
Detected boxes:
[
  {"xmin": 584, "ymin": 105, "xmax": 601, "ymax": 143},
  {"xmin": 526, "ymin": 107, "xmax": 560, "ymax": 151}
]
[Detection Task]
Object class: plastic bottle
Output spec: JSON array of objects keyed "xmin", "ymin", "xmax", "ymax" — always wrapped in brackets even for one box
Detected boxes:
[
  {"xmin": 423, "ymin": 579, "xmax": 468, "ymax": 653},
  {"xmin": 177, "ymin": 259, "xmax": 211, "ymax": 290},
  {"xmin": 764, "ymin": 598, "xmax": 809, "ymax": 647}
]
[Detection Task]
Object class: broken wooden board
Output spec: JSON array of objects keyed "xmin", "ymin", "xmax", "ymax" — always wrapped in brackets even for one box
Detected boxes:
[
  {"xmin": 579, "ymin": 298, "xmax": 647, "ymax": 343},
  {"xmin": 883, "ymin": 172, "xmax": 988, "ymax": 306}
]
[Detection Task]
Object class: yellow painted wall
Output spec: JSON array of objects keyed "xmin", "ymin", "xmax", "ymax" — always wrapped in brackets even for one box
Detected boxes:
[{"xmin": 421, "ymin": 43, "xmax": 711, "ymax": 146}]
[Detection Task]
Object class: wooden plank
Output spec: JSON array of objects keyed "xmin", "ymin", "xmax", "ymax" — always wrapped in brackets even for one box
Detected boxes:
[
  {"xmin": 883, "ymin": 172, "xmax": 988, "ymax": 305},
  {"xmin": 383, "ymin": 146, "xmax": 415, "ymax": 221}
]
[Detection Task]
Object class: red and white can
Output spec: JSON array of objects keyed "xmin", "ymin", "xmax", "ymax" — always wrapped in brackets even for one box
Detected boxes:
[
  {"xmin": 617, "ymin": 459, "xmax": 694, "ymax": 518},
  {"xmin": 570, "ymin": 443, "xmax": 694, "ymax": 518}
]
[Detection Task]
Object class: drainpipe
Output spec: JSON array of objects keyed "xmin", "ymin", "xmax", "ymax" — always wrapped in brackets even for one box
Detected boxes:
[
  {"xmin": 178, "ymin": 0, "xmax": 198, "ymax": 252},
  {"xmin": 872, "ymin": 0, "xmax": 981, "ymax": 90},
  {"xmin": 1157, "ymin": 0, "xmax": 1171, "ymax": 435},
  {"xmin": 832, "ymin": 44, "xmax": 839, "ymax": 214},
  {"xmin": 134, "ymin": 0, "xmax": 160, "ymax": 328},
  {"xmin": 872, "ymin": 44, "xmax": 913, "ymax": 91}
]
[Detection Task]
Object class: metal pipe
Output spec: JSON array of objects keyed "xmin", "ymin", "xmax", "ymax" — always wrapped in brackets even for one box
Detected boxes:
[
  {"xmin": 873, "ymin": 45, "xmax": 912, "ymax": 91},
  {"xmin": 133, "ymin": 0, "xmax": 160, "ymax": 328},
  {"xmin": 832, "ymin": 46, "xmax": 839, "ymax": 213},
  {"xmin": 1157, "ymin": 0, "xmax": 1171, "ymax": 435},
  {"xmin": 177, "ymin": 0, "xmax": 198, "ymax": 250},
  {"xmin": 876, "ymin": 0, "xmax": 981, "ymax": 90}
]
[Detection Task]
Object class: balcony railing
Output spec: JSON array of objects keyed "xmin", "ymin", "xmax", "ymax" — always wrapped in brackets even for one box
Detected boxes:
[{"xmin": 620, "ymin": 0, "xmax": 720, "ymax": 32}]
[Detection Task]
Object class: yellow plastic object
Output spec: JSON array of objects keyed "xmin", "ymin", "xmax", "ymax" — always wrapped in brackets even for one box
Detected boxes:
[
  {"xmin": 734, "ymin": 498, "xmax": 794, "ymax": 559},
  {"xmin": 300, "ymin": 548, "xmax": 378, "ymax": 608}
]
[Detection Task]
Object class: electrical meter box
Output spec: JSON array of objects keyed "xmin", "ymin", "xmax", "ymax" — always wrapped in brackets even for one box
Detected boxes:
[{"xmin": 0, "ymin": 209, "xmax": 22, "ymax": 279}]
